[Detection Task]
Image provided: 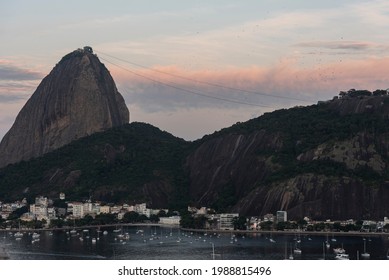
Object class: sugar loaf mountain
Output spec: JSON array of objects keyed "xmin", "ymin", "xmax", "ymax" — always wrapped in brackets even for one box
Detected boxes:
[{"xmin": 1, "ymin": 47, "xmax": 389, "ymax": 220}]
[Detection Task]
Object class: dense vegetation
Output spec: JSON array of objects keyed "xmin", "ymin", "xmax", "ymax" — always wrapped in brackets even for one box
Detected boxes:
[
  {"xmin": 200, "ymin": 98, "xmax": 389, "ymax": 187},
  {"xmin": 0, "ymin": 122, "xmax": 191, "ymax": 209}
]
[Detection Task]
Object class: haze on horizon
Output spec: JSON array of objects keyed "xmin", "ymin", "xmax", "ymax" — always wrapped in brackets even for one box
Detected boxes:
[{"xmin": 1, "ymin": 0, "xmax": 389, "ymax": 141}]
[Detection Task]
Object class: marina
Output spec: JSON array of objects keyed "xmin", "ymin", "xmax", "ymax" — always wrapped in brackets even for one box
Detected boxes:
[{"xmin": 1, "ymin": 226, "xmax": 389, "ymax": 260}]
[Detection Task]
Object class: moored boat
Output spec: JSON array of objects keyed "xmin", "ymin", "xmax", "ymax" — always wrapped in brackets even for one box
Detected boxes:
[
  {"xmin": 335, "ymin": 253, "xmax": 349, "ymax": 260},
  {"xmin": 360, "ymin": 239, "xmax": 370, "ymax": 259},
  {"xmin": 333, "ymin": 243, "xmax": 345, "ymax": 254}
]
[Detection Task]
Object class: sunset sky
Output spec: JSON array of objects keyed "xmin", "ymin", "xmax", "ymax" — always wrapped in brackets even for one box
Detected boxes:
[{"xmin": 1, "ymin": 0, "xmax": 389, "ymax": 140}]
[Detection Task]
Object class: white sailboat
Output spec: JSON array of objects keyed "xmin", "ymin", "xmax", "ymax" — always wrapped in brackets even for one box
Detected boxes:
[
  {"xmin": 319, "ymin": 242, "xmax": 326, "ymax": 260},
  {"xmin": 70, "ymin": 220, "xmax": 77, "ymax": 235},
  {"xmin": 14, "ymin": 221, "xmax": 24, "ymax": 238},
  {"xmin": 335, "ymin": 253, "xmax": 349, "ymax": 260},
  {"xmin": 333, "ymin": 243, "xmax": 345, "ymax": 254},
  {"xmin": 361, "ymin": 239, "xmax": 370, "ymax": 259},
  {"xmin": 325, "ymin": 234, "xmax": 330, "ymax": 249},
  {"xmin": 293, "ymin": 242, "xmax": 302, "ymax": 255},
  {"xmin": 289, "ymin": 243, "xmax": 294, "ymax": 260}
]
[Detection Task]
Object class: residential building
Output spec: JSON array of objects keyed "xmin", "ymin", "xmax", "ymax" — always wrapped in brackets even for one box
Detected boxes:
[
  {"xmin": 263, "ymin": 213, "xmax": 274, "ymax": 222},
  {"xmin": 159, "ymin": 216, "xmax": 181, "ymax": 225},
  {"xmin": 83, "ymin": 201, "xmax": 93, "ymax": 216},
  {"xmin": 72, "ymin": 202, "xmax": 84, "ymax": 218},
  {"xmin": 276, "ymin": 211, "xmax": 287, "ymax": 223},
  {"xmin": 219, "ymin": 213, "xmax": 239, "ymax": 230},
  {"xmin": 99, "ymin": 205, "xmax": 111, "ymax": 214},
  {"xmin": 197, "ymin": 207, "xmax": 208, "ymax": 215},
  {"xmin": 134, "ymin": 203, "xmax": 151, "ymax": 217}
]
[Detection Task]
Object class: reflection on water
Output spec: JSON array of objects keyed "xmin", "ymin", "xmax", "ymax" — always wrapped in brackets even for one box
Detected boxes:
[{"xmin": 1, "ymin": 227, "xmax": 389, "ymax": 260}]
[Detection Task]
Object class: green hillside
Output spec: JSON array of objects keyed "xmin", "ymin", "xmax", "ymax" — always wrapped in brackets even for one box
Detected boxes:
[{"xmin": 0, "ymin": 122, "xmax": 191, "ymax": 209}]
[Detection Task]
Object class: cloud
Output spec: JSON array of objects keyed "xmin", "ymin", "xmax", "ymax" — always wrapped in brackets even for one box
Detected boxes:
[
  {"xmin": 0, "ymin": 94, "xmax": 27, "ymax": 103},
  {"xmin": 294, "ymin": 41, "xmax": 389, "ymax": 58},
  {"xmin": 350, "ymin": 0, "xmax": 389, "ymax": 27},
  {"xmin": 106, "ymin": 56, "xmax": 389, "ymax": 114},
  {"xmin": 0, "ymin": 61, "xmax": 40, "ymax": 104},
  {"xmin": 0, "ymin": 60, "xmax": 43, "ymax": 81},
  {"xmin": 294, "ymin": 41, "xmax": 379, "ymax": 51}
]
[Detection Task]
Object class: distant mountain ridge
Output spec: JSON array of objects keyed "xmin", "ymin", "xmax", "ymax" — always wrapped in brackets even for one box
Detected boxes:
[{"xmin": 0, "ymin": 47, "xmax": 129, "ymax": 167}]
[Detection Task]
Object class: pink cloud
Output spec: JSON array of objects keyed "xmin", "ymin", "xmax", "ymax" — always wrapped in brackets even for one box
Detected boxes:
[{"xmin": 109, "ymin": 56, "xmax": 389, "ymax": 109}]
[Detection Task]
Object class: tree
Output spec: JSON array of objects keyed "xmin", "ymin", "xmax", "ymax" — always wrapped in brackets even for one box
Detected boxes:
[
  {"xmin": 297, "ymin": 219, "xmax": 307, "ymax": 229},
  {"xmin": 260, "ymin": 221, "xmax": 273, "ymax": 231},
  {"xmin": 122, "ymin": 211, "xmax": 140, "ymax": 223},
  {"xmin": 138, "ymin": 214, "xmax": 149, "ymax": 222},
  {"xmin": 232, "ymin": 217, "xmax": 247, "ymax": 230},
  {"xmin": 158, "ymin": 210, "xmax": 167, "ymax": 217},
  {"xmin": 373, "ymin": 89, "xmax": 387, "ymax": 96},
  {"xmin": 180, "ymin": 213, "xmax": 195, "ymax": 228},
  {"xmin": 8, "ymin": 206, "xmax": 28, "ymax": 220},
  {"xmin": 94, "ymin": 213, "xmax": 116, "ymax": 225},
  {"xmin": 193, "ymin": 215, "xmax": 208, "ymax": 229},
  {"xmin": 149, "ymin": 214, "xmax": 160, "ymax": 223},
  {"xmin": 50, "ymin": 218, "xmax": 65, "ymax": 228},
  {"xmin": 276, "ymin": 221, "xmax": 287, "ymax": 231},
  {"xmin": 333, "ymin": 222, "xmax": 342, "ymax": 232}
]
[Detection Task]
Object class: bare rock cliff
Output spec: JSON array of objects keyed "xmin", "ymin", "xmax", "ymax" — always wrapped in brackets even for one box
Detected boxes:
[{"xmin": 0, "ymin": 47, "xmax": 129, "ymax": 167}]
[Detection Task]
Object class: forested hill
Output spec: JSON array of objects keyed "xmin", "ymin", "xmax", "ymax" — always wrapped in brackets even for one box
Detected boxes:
[
  {"xmin": 0, "ymin": 122, "xmax": 191, "ymax": 209},
  {"xmin": 2, "ymin": 93, "xmax": 389, "ymax": 219}
]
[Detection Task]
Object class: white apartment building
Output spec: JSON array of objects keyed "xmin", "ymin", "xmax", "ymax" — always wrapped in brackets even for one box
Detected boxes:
[
  {"xmin": 159, "ymin": 216, "xmax": 181, "ymax": 225},
  {"xmin": 219, "ymin": 213, "xmax": 239, "ymax": 230},
  {"xmin": 72, "ymin": 202, "xmax": 84, "ymax": 218},
  {"xmin": 134, "ymin": 203, "xmax": 151, "ymax": 217},
  {"xmin": 276, "ymin": 211, "xmax": 287, "ymax": 223},
  {"xmin": 35, "ymin": 196, "xmax": 48, "ymax": 207},
  {"xmin": 99, "ymin": 205, "xmax": 111, "ymax": 214},
  {"xmin": 83, "ymin": 201, "xmax": 93, "ymax": 216}
]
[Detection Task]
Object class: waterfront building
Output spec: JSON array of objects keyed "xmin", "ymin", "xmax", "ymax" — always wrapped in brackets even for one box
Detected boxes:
[
  {"xmin": 117, "ymin": 210, "xmax": 127, "ymax": 220},
  {"xmin": 188, "ymin": 206, "xmax": 198, "ymax": 213},
  {"xmin": 35, "ymin": 196, "xmax": 48, "ymax": 207},
  {"xmin": 72, "ymin": 202, "xmax": 84, "ymax": 218},
  {"xmin": 263, "ymin": 214, "xmax": 274, "ymax": 222},
  {"xmin": 47, "ymin": 207, "xmax": 56, "ymax": 220},
  {"xmin": 20, "ymin": 212, "xmax": 34, "ymax": 222},
  {"xmin": 197, "ymin": 207, "xmax": 208, "ymax": 215},
  {"xmin": 219, "ymin": 213, "xmax": 239, "ymax": 230},
  {"xmin": 99, "ymin": 205, "xmax": 111, "ymax": 214},
  {"xmin": 111, "ymin": 205, "xmax": 123, "ymax": 214},
  {"xmin": 126, "ymin": 205, "xmax": 135, "ymax": 212},
  {"xmin": 249, "ymin": 217, "xmax": 261, "ymax": 230},
  {"xmin": 276, "ymin": 211, "xmax": 287, "ymax": 223},
  {"xmin": 159, "ymin": 216, "xmax": 181, "ymax": 225},
  {"xmin": 83, "ymin": 201, "xmax": 93, "ymax": 215}
]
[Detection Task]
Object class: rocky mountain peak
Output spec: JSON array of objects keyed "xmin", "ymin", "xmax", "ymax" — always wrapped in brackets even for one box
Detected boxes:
[{"xmin": 0, "ymin": 47, "xmax": 129, "ymax": 167}]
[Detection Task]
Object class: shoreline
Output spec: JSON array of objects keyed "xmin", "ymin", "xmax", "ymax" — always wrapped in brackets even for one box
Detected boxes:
[
  {"xmin": 1, "ymin": 223, "xmax": 388, "ymax": 238},
  {"xmin": 0, "ymin": 223, "xmax": 167, "ymax": 233},
  {"xmin": 181, "ymin": 227, "xmax": 389, "ymax": 237}
]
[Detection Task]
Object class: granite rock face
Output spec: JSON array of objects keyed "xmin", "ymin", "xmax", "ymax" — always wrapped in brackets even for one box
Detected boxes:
[{"xmin": 0, "ymin": 47, "xmax": 129, "ymax": 167}]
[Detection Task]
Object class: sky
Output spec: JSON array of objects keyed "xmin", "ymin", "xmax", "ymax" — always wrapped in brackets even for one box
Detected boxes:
[{"xmin": 1, "ymin": 0, "xmax": 389, "ymax": 141}]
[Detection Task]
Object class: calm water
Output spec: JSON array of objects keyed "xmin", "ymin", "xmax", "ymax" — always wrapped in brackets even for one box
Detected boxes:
[{"xmin": 1, "ymin": 226, "xmax": 389, "ymax": 260}]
